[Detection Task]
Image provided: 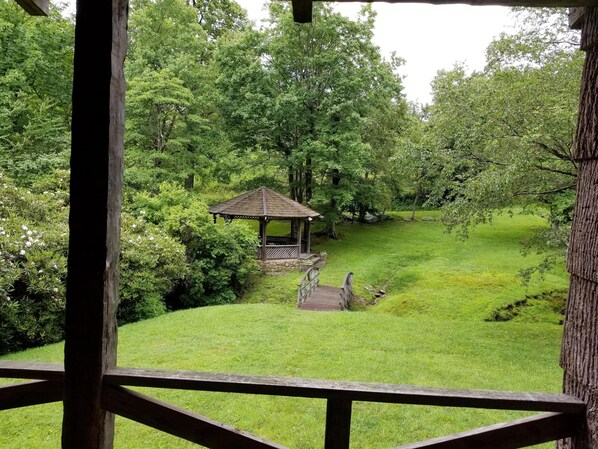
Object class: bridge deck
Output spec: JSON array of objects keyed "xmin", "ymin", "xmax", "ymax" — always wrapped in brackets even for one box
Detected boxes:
[{"xmin": 299, "ymin": 285, "xmax": 343, "ymax": 311}]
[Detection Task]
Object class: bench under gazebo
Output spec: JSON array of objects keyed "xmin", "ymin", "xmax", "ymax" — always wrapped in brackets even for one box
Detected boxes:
[{"xmin": 208, "ymin": 186, "xmax": 321, "ymax": 261}]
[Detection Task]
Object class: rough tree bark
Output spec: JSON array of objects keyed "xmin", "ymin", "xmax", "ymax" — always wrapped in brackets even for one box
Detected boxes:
[
  {"xmin": 62, "ymin": 0, "xmax": 128, "ymax": 447},
  {"xmin": 559, "ymin": 7, "xmax": 598, "ymax": 449}
]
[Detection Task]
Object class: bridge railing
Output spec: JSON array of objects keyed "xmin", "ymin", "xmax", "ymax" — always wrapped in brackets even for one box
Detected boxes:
[
  {"xmin": 297, "ymin": 267, "xmax": 319, "ymax": 306},
  {"xmin": 339, "ymin": 272, "xmax": 353, "ymax": 310},
  {"xmin": 0, "ymin": 360, "xmax": 587, "ymax": 449}
]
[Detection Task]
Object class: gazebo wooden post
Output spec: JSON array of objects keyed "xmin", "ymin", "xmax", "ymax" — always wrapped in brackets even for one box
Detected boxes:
[
  {"xmin": 260, "ymin": 218, "xmax": 268, "ymax": 261},
  {"xmin": 62, "ymin": 0, "xmax": 128, "ymax": 447},
  {"xmin": 305, "ymin": 219, "xmax": 311, "ymax": 255},
  {"xmin": 297, "ymin": 219, "xmax": 303, "ymax": 257}
]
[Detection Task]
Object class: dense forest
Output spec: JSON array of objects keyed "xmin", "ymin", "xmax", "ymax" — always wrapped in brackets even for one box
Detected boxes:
[{"xmin": 0, "ymin": 0, "xmax": 582, "ymax": 354}]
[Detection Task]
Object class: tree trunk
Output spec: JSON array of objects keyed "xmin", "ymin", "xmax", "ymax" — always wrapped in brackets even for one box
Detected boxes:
[
  {"xmin": 411, "ymin": 185, "xmax": 421, "ymax": 221},
  {"xmin": 306, "ymin": 156, "xmax": 313, "ymax": 203},
  {"xmin": 559, "ymin": 8, "xmax": 598, "ymax": 449},
  {"xmin": 327, "ymin": 169, "xmax": 340, "ymax": 239},
  {"xmin": 184, "ymin": 173, "xmax": 194, "ymax": 190}
]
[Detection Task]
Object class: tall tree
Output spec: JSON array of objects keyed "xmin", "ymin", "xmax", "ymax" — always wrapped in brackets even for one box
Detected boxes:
[
  {"xmin": 191, "ymin": 0, "xmax": 248, "ymax": 42},
  {"xmin": 427, "ymin": 8, "xmax": 582, "ymax": 243},
  {"xmin": 125, "ymin": 0, "xmax": 229, "ymax": 191},
  {"xmin": 0, "ymin": 0, "xmax": 74, "ymax": 184},
  {"xmin": 217, "ymin": 2, "xmax": 406, "ymax": 236}
]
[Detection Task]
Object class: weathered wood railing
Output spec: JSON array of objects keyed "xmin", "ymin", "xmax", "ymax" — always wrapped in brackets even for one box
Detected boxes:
[
  {"xmin": 339, "ymin": 272, "xmax": 353, "ymax": 310},
  {"xmin": 0, "ymin": 360, "xmax": 586, "ymax": 449},
  {"xmin": 257, "ymin": 245, "xmax": 300, "ymax": 260},
  {"xmin": 297, "ymin": 266, "xmax": 319, "ymax": 306}
]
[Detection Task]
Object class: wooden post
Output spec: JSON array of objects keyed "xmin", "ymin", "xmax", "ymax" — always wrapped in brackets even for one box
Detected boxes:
[
  {"xmin": 560, "ymin": 7, "xmax": 598, "ymax": 449},
  {"xmin": 324, "ymin": 399, "xmax": 352, "ymax": 449},
  {"xmin": 306, "ymin": 220, "xmax": 311, "ymax": 255},
  {"xmin": 297, "ymin": 219, "xmax": 303, "ymax": 257},
  {"xmin": 260, "ymin": 219, "xmax": 268, "ymax": 261},
  {"xmin": 292, "ymin": 0, "xmax": 312, "ymax": 23},
  {"xmin": 62, "ymin": 0, "xmax": 128, "ymax": 447}
]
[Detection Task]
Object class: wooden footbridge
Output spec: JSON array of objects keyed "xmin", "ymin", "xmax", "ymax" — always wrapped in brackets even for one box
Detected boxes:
[{"xmin": 297, "ymin": 268, "xmax": 353, "ymax": 311}]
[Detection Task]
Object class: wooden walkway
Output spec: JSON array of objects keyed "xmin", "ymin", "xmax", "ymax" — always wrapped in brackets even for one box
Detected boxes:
[
  {"xmin": 297, "ymin": 269, "xmax": 353, "ymax": 311},
  {"xmin": 299, "ymin": 286, "xmax": 344, "ymax": 311}
]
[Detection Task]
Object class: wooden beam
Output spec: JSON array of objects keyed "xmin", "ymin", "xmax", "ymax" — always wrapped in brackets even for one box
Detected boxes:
[
  {"xmin": 14, "ymin": 0, "xmax": 48, "ymax": 15},
  {"xmin": 392, "ymin": 412, "xmax": 583, "ymax": 449},
  {"xmin": 324, "ymin": 399, "xmax": 352, "ymax": 449},
  {"xmin": 570, "ymin": 8, "xmax": 586, "ymax": 29},
  {"xmin": 292, "ymin": 0, "xmax": 312, "ymax": 23},
  {"xmin": 0, "ymin": 381, "xmax": 63, "ymax": 411},
  {"xmin": 0, "ymin": 361, "xmax": 64, "ymax": 381},
  {"xmin": 102, "ymin": 386, "xmax": 289, "ymax": 449},
  {"xmin": 61, "ymin": 0, "xmax": 128, "ymax": 446},
  {"xmin": 326, "ymin": 0, "xmax": 597, "ymax": 6},
  {"xmin": 261, "ymin": 219, "xmax": 268, "ymax": 261},
  {"xmin": 104, "ymin": 367, "xmax": 586, "ymax": 413}
]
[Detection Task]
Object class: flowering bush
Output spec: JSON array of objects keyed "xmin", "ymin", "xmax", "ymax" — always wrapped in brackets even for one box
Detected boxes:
[
  {"xmin": 0, "ymin": 172, "xmax": 188, "ymax": 354},
  {"xmin": 0, "ymin": 172, "xmax": 68, "ymax": 354},
  {"xmin": 119, "ymin": 214, "xmax": 188, "ymax": 323}
]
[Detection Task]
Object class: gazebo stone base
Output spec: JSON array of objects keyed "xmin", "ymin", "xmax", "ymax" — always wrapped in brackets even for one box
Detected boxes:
[{"xmin": 259, "ymin": 259, "xmax": 302, "ymax": 273}]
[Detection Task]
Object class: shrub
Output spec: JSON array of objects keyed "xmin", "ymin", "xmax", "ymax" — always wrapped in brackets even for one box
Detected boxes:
[
  {"xmin": 131, "ymin": 183, "xmax": 259, "ymax": 308},
  {"xmin": 0, "ymin": 172, "xmax": 189, "ymax": 353},
  {"xmin": 0, "ymin": 173, "xmax": 68, "ymax": 354},
  {"xmin": 118, "ymin": 214, "xmax": 188, "ymax": 324}
]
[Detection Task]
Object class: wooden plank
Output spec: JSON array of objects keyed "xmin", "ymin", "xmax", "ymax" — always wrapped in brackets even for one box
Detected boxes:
[
  {"xmin": 14, "ymin": 0, "xmax": 48, "ymax": 15},
  {"xmin": 0, "ymin": 361, "xmax": 64, "ymax": 381},
  {"xmin": 104, "ymin": 367, "xmax": 586, "ymax": 413},
  {"xmin": 0, "ymin": 381, "xmax": 63, "ymax": 410},
  {"xmin": 324, "ymin": 399, "xmax": 352, "ymax": 449},
  {"xmin": 569, "ymin": 7, "xmax": 586, "ymax": 29},
  {"xmin": 292, "ymin": 0, "xmax": 312, "ymax": 23},
  {"xmin": 327, "ymin": 0, "xmax": 597, "ymax": 6},
  {"xmin": 102, "ymin": 386, "xmax": 289, "ymax": 449},
  {"xmin": 391, "ymin": 412, "xmax": 583, "ymax": 449},
  {"xmin": 61, "ymin": 0, "xmax": 128, "ymax": 446}
]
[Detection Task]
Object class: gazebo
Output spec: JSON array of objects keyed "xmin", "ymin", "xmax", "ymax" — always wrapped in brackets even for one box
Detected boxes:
[{"xmin": 208, "ymin": 186, "xmax": 321, "ymax": 261}]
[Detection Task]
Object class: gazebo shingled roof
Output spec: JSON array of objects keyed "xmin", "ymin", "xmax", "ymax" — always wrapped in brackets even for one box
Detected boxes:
[{"xmin": 208, "ymin": 186, "xmax": 320, "ymax": 220}]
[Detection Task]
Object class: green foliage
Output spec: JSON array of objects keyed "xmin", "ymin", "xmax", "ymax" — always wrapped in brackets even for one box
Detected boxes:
[
  {"xmin": 0, "ymin": 172, "xmax": 68, "ymax": 354},
  {"xmin": 0, "ymin": 1, "xmax": 73, "ymax": 184},
  {"xmin": 193, "ymin": 0, "xmax": 248, "ymax": 42},
  {"xmin": 427, "ymin": 9, "xmax": 581, "ymax": 237},
  {"xmin": 118, "ymin": 214, "xmax": 188, "ymax": 324},
  {"xmin": 125, "ymin": 0, "xmax": 233, "ymax": 192},
  {"xmin": 217, "ymin": 3, "xmax": 407, "ymax": 235},
  {"xmin": 421, "ymin": 9, "xmax": 581, "ymax": 283},
  {"xmin": 131, "ymin": 183, "xmax": 260, "ymax": 308},
  {"xmin": 0, "ymin": 173, "xmax": 190, "ymax": 353}
]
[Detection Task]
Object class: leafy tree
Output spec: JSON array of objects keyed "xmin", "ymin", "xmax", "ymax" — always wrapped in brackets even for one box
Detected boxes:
[
  {"xmin": 125, "ymin": 0, "xmax": 228, "ymax": 191},
  {"xmin": 0, "ymin": 172, "xmax": 187, "ymax": 354},
  {"xmin": 426, "ymin": 8, "xmax": 581, "ymax": 277},
  {"xmin": 391, "ymin": 107, "xmax": 438, "ymax": 220},
  {"xmin": 191, "ymin": 0, "xmax": 248, "ymax": 42},
  {"xmin": 0, "ymin": 0, "xmax": 74, "ymax": 184},
  {"xmin": 217, "ymin": 3, "xmax": 406, "ymax": 236}
]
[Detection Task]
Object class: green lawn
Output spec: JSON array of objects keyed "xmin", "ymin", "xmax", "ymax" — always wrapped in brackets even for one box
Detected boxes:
[{"xmin": 0, "ymin": 211, "xmax": 568, "ymax": 448}]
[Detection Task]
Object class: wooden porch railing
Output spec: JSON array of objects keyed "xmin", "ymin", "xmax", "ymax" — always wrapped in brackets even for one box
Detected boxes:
[
  {"xmin": 0, "ymin": 360, "xmax": 586, "ymax": 449},
  {"xmin": 297, "ymin": 266, "xmax": 319, "ymax": 306},
  {"xmin": 340, "ymin": 272, "xmax": 353, "ymax": 310}
]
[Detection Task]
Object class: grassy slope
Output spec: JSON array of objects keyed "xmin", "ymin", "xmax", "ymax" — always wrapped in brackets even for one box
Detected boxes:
[
  {"xmin": 1, "ymin": 305, "xmax": 562, "ymax": 448},
  {"xmin": 245, "ymin": 212, "xmax": 568, "ymax": 323},
  {"xmin": 0, "ymin": 211, "xmax": 568, "ymax": 448}
]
